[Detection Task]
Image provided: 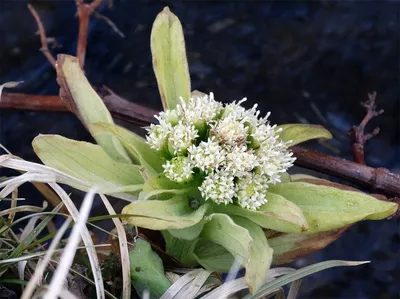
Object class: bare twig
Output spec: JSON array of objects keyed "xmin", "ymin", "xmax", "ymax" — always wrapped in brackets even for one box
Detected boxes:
[
  {"xmin": 93, "ymin": 11, "xmax": 125, "ymax": 38},
  {"xmin": 291, "ymin": 146, "xmax": 400, "ymax": 197},
  {"xmin": 349, "ymin": 92, "xmax": 384, "ymax": 164},
  {"xmin": 27, "ymin": 4, "xmax": 57, "ymax": 69},
  {"xmin": 75, "ymin": 0, "xmax": 104, "ymax": 68},
  {"xmin": 0, "ymin": 91, "xmax": 155, "ymax": 126}
]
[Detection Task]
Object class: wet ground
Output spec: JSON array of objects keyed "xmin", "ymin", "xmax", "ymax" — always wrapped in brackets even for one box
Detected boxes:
[{"xmin": 0, "ymin": 1, "xmax": 399, "ymax": 298}]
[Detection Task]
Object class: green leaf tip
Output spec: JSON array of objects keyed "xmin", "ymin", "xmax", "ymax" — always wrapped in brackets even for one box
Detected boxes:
[
  {"xmin": 277, "ymin": 124, "xmax": 333, "ymax": 146},
  {"xmin": 151, "ymin": 6, "xmax": 191, "ymax": 110}
]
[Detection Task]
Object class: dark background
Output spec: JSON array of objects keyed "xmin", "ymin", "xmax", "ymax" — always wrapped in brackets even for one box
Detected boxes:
[{"xmin": 0, "ymin": 0, "xmax": 399, "ymax": 298}]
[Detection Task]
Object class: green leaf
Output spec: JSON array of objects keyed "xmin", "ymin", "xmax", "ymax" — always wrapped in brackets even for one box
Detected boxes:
[
  {"xmin": 232, "ymin": 216, "xmax": 273, "ymax": 294},
  {"xmin": 276, "ymin": 124, "xmax": 332, "ymax": 146},
  {"xmin": 139, "ymin": 174, "xmax": 198, "ymax": 201},
  {"xmin": 162, "ymin": 231, "xmax": 199, "ymax": 266},
  {"xmin": 193, "ymin": 239, "xmax": 235, "ymax": 273},
  {"xmin": 122, "ymin": 196, "xmax": 209, "ymax": 230},
  {"xmin": 129, "ymin": 238, "xmax": 172, "ymax": 299},
  {"xmin": 200, "ymin": 214, "xmax": 251, "ymax": 264},
  {"xmin": 268, "ymin": 227, "xmax": 349, "ymax": 265},
  {"xmin": 244, "ymin": 260, "xmax": 369, "ymax": 299},
  {"xmin": 151, "ymin": 7, "xmax": 191, "ymax": 110},
  {"xmin": 213, "ymin": 192, "xmax": 308, "ymax": 233},
  {"xmin": 56, "ymin": 54, "xmax": 130, "ymax": 163},
  {"xmin": 168, "ymin": 219, "xmax": 206, "ymax": 240},
  {"xmin": 269, "ymin": 182, "xmax": 398, "ymax": 233},
  {"xmin": 90, "ymin": 122, "xmax": 165, "ymax": 175},
  {"xmin": 32, "ymin": 135, "xmax": 144, "ymax": 196}
]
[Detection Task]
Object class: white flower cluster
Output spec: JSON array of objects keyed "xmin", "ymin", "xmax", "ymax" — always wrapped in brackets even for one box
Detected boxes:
[{"xmin": 146, "ymin": 92, "xmax": 296, "ymax": 210}]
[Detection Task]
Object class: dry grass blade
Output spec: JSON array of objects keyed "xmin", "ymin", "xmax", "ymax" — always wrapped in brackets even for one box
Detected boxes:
[
  {"xmin": 0, "ymin": 202, "xmax": 48, "ymax": 217},
  {"xmin": 0, "ymin": 81, "xmax": 23, "ymax": 99},
  {"xmin": 160, "ymin": 269, "xmax": 204, "ymax": 299},
  {"xmin": 21, "ymin": 218, "xmax": 72, "ymax": 299},
  {"xmin": 49, "ymin": 184, "xmax": 105, "ymax": 299},
  {"xmin": 200, "ymin": 277, "xmax": 247, "ymax": 299},
  {"xmin": 287, "ymin": 279, "xmax": 302, "ymax": 299},
  {"xmin": 174, "ymin": 270, "xmax": 212, "ymax": 299},
  {"xmin": 43, "ymin": 189, "xmax": 95, "ymax": 299},
  {"xmin": 99, "ymin": 194, "xmax": 131, "ymax": 299},
  {"xmin": 59, "ymin": 288, "xmax": 80, "ymax": 299}
]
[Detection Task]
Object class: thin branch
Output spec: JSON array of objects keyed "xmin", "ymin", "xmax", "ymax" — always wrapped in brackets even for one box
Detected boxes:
[
  {"xmin": 291, "ymin": 146, "xmax": 400, "ymax": 197},
  {"xmin": 349, "ymin": 91, "xmax": 384, "ymax": 164},
  {"xmin": 0, "ymin": 91, "xmax": 155, "ymax": 126},
  {"xmin": 27, "ymin": 4, "xmax": 57, "ymax": 69},
  {"xmin": 93, "ymin": 11, "xmax": 125, "ymax": 38},
  {"xmin": 75, "ymin": 0, "xmax": 104, "ymax": 68}
]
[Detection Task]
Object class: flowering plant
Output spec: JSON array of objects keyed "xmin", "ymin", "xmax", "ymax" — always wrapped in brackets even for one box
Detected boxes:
[{"xmin": 30, "ymin": 7, "xmax": 397, "ymax": 295}]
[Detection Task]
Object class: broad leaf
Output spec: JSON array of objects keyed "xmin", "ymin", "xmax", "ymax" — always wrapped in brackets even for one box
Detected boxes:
[
  {"xmin": 56, "ymin": 54, "xmax": 130, "ymax": 163},
  {"xmin": 139, "ymin": 174, "xmax": 199, "ymax": 201},
  {"xmin": 200, "ymin": 214, "xmax": 251, "ymax": 264},
  {"xmin": 269, "ymin": 182, "xmax": 397, "ymax": 233},
  {"xmin": 232, "ymin": 216, "xmax": 274, "ymax": 294},
  {"xmin": 276, "ymin": 124, "xmax": 332, "ymax": 146},
  {"xmin": 151, "ymin": 7, "xmax": 191, "ymax": 110},
  {"xmin": 122, "ymin": 196, "xmax": 209, "ymax": 230},
  {"xmin": 91, "ymin": 122, "xmax": 164, "ymax": 175},
  {"xmin": 193, "ymin": 239, "xmax": 235, "ymax": 273},
  {"xmin": 214, "ymin": 192, "xmax": 308, "ymax": 233},
  {"xmin": 168, "ymin": 219, "xmax": 206, "ymax": 240},
  {"xmin": 129, "ymin": 238, "xmax": 171, "ymax": 299},
  {"xmin": 268, "ymin": 226, "xmax": 349, "ymax": 265},
  {"xmin": 162, "ymin": 231, "xmax": 198, "ymax": 266},
  {"xmin": 32, "ymin": 135, "xmax": 143, "ymax": 198}
]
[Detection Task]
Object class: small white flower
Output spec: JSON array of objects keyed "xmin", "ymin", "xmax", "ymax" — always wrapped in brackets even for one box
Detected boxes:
[
  {"xmin": 188, "ymin": 137, "xmax": 225, "ymax": 173},
  {"xmin": 210, "ymin": 115, "xmax": 248, "ymax": 147},
  {"xmin": 157, "ymin": 109, "xmax": 179, "ymax": 126},
  {"xmin": 236, "ymin": 174, "xmax": 268, "ymax": 210},
  {"xmin": 163, "ymin": 156, "xmax": 193, "ymax": 183},
  {"xmin": 177, "ymin": 92, "xmax": 223, "ymax": 123},
  {"xmin": 256, "ymin": 140, "xmax": 296, "ymax": 184},
  {"xmin": 199, "ymin": 170, "xmax": 236, "ymax": 205},
  {"xmin": 225, "ymin": 146, "xmax": 258, "ymax": 177},
  {"xmin": 168, "ymin": 121, "xmax": 198, "ymax": 155},
  {"xmin": 146, "ymin": 119, "xmax": 172, "ymax": 151}
]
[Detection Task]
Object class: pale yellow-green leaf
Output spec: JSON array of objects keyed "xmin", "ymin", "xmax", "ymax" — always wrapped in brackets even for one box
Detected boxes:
[
  {"xmin": 232, "ymin": 216, "xmax": 273, "ymax": 294},
  {"xmin": 276, "ymin": 124, "xmax": 332, "ymax": 146},
  {"xmin": 32, "ymin": 135, "xmax": 143, "ymax": 196},
  {"xmin": 122, "ymin": 196, "xmax": 208, "ymax": 230},
  {"xmin": 139, "ymin": 174, "xmax": 199, "ymax": 201},
  {"xmin": 168, "ymin": 219, "xmax": 206, "ymax": 240},
  {"xmin": 213, "ymin": 192, "xmax": 308, "ymax": 233},
  {"xmin": 200, "ymin": 214, "xmax": 251, "ymax": 264},
  {"xmin": 90, "ymin": 122, "xmax": 164, "ymax": 175},
  {"xmin": 193, "ymin": 239, "xmax": 235, "ymax": 273},
  {"xmin": 151, "ymin": 7, "xmax": 191, "ymax": 110},
  {"xmin": 269, "ymin": 182, "xmax": 397, "ymax": 233},
  {"xmin": 56, "ymin": 54, "xmax": 130, "ymax": 163}
]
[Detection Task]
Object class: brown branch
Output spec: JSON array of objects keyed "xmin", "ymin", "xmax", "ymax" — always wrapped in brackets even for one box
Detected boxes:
[
  {"xmin": 291, "ymin": 146, "xmax": 400, "ymax": 197},
  {"xmin": 349, "ymin": 92, "xmax": 384, "ymax": 164},
  {"xmin": 75, "ymin": 0, "xmax": 104, "ymax": 68},
  {"xmin": 27, "ymin": 4, "xmax": 57, "ymax": 69},
  {"xmin": 1, "ymin": 92, "xmax": 400, "ymax": 199},
  {"xmin": 0, "ymin": 91, "xmax": 155, "ymax": 126}
]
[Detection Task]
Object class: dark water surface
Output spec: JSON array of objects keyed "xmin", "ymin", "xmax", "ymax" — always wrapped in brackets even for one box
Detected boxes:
[{"xmin": 0, "ymin": 1, "xmax": 399, "ymax": 298}]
